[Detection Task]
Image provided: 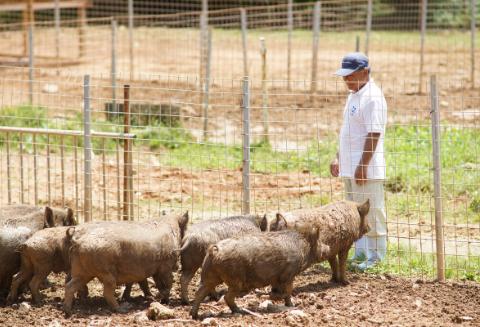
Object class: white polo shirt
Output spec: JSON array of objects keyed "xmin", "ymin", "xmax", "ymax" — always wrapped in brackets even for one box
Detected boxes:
[{"xmin": 339, "ymin": 79, "xmax": 387, "ymax": 180}]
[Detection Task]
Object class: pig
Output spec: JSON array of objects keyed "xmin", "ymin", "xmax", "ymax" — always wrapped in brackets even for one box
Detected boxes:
[
  {"xmin": 179, "ymin": 214, "xmax": 268, "ymax": 304},
  {"xmin": 1, "ymin": 206, "xmax": 76, "ymax": 231},
  {"xmin": 0, "ymin": 204, "xmax": 42, "ymax": 221},
  {"xmin": 190, "ymin": 225, "xmax": 328, "ymax": 319},
  {"xmin": 0, "ymin": 206, "xmax": 76, "ymax": 299},
  {"xmin": 63, "ymin": 212, "xmax": 189, "ymax": 315},
  {"xmin": 0, "ymin": 227, "xmax": 34, "ymax": 299},
  {"xmin": 270, "ymin": 199, "xmax": 370, "ymax": 285},
  {"xmin": 7, "ymin": 225, "xmax": 85, "ymax": 304}
]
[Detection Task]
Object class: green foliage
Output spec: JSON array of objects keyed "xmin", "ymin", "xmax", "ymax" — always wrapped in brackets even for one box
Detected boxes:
[
  {"xmin": 136, "ymin": 126, "xmax": 194, "ymax": 150},
  {"xmin": 365, "ymin": 243, "xmax": 480, "ymax": 282}
]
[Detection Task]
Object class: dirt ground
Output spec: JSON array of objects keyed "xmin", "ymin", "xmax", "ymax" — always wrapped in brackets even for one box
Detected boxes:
[{"xmin": 0, "ymin": 266, "xmax": 479, "ymax": 327}]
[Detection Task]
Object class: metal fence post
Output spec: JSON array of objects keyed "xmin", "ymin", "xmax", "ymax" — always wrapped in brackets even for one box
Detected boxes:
[
  {"xmin": 471, "ymin": 0, "xmax": 477, "ymax": 89},
  {"xmin": 419, "ymin": 0, "xmax": 427, "ymax": 94},
  {"xmin": 287, "ymin": 0, "xmax": 293, "ymax": 90},
  {"xmin": 83, "ymin": 75, "xmax": 93, "ymax": 223},
  {"xmin": 128, "ymin": 0, "xmax": 134, "ymax": 80},
  {"xmin": 356, "ymin": 35, "xmax": 360, "ymax": 52},
  {"xmin": 28, "ymin": 24, "xmax": 34, "ymax": 105},
  {"xmin": 123, "ymin": 85, "xmax": 132, "ymax": 220},
  {"xmin": 242, "ymin": 77, "xmax": 251, "ymax": 215},
  {"xmin": 241, "ymin": 8, "xmax": 249, "ymax": 78},
  {"xmin": 111, "ymin": 19, "xmax": 117, "ymax": 114},
  {"xmin": 260, "ymin": 37, "xmax": 269, "ymax": 143},
  {"xmin": 430, "ymin": 75, "xmax": 445, "ymax": 282},
  {"xmin": 203, "ymin": 28, "xmax": 212, "ymax": 142},
  {"xmin": 365, "ymin": 0, "xmax": 372, "ymax": 55},
  {"xmin": 311, "ymin": 1, "xmax": 321, "ymax": 93},
  {"xmin": 199, "ymin": 0, "xmax": 208, "ymax": 88}
]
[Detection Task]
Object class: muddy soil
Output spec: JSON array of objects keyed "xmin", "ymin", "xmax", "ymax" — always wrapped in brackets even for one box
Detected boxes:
[{"xmin": 0, "ymin": 266, "xmax": 479, "ymax": 326}]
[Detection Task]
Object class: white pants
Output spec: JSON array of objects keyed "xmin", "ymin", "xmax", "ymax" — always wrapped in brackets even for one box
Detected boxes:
[{"xmin": 344, "ymin": 179, "xmax": 387, "ymax": 262}]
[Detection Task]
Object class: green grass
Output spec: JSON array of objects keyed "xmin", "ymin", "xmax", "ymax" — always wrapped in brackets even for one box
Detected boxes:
[
  {"xmin": 366, "ymin": 243, "xmax": 480, "ymax": 282},
  {"xmin": 1, "ymin": 105, "xmax": 479, "ymax": 224}
]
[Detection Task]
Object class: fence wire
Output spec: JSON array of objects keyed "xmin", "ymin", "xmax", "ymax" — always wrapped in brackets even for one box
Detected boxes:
[
  {"xmin": 0, "ymin": 66, "xmax": 479, "ymax": 280},
  {"xmin": 0, "ymin": 1, "xmax": 478, "ymax": 281}
]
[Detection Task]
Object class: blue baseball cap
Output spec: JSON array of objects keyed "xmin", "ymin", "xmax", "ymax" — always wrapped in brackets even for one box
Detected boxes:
[{"xmin": 335, "ymin": 52, "xmax": 369, "ymax": 76}]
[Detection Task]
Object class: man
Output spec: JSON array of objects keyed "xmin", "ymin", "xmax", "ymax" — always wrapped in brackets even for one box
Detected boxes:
[{"xmin": 330, "ymin": 52, "xmax": 387, "ymax": 271}]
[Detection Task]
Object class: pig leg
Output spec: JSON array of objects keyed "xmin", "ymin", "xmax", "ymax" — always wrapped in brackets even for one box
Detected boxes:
[
  {"xmin": 337, "ymin": 249, "xmax": 350, "ymax": 285},
  {"xmin": 122, "ymin": 280, "xmax": 152, "ymax": 302},
  {"xmin": 29, "ymin": 270, "xmax": 50, "ymax": 304},
  {"xmin": 121, "ymin": 283, "xmax": 133, "ymax": 302},
  {"xmin": 64, "ymin": 276, "xmax": 90, "ymax": 315},
  {"xmin": 65, "ymin": 272, "xmax": 88, "ymax": 300},
  {"xmin": 283, "ymin": 280, "xmax": 294, "ymax": 307},
  {"xmin": 100, "ymin": 275, "xmax": 120, "ymax": 312},
  {"xmin": 224, "ymin": 287, "xmax": 244, "ymax": 314},
  {"xmin": 328, "ymin": 256, "xmax": 339, "ymax": 283},
  {"xmin": 270, "ymin": 281, "xmax": 294, "ymax": 307},
  {"xmin": 139, "ymin": 280, "xmax": 152, "ymax": 298},
  {"xmin": 190, "ymin": 282, "xmax": 217, "ymax": 320},
  {"xmin": 180, "ymin": 270, "xmax": 195, "ymax": 305},
  {"xmin": 7, "ymin": 269, "xmax": 33, "ymax": 304},
  {"xmin": 153, "ymin": 271, "xmax": 173, "ymax": 304}
]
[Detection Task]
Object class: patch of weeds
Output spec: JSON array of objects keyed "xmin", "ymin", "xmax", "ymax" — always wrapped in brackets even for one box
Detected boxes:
[{"xmin": 385, "ymin": 175, "xmax": 406, "ymax": 193}]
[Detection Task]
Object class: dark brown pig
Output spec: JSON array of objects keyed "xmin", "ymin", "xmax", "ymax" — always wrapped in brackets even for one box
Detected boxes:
[
  {"xmin": 7, "ymin": 225, "xmax": 84, "ymax": 304},
  {"xmin": 63, "ymin": 212, "xmax": 188, "ymax": 315},
  {"xmin": 271, "ymin": 200, "xmax": 370, "ymax": 285},
  {"xmin": 179, "ymin": 214, "xmax": 267, "ymax": 304},
  {"xmin": 190, "ymin": 226, "xmax": 328, "ymax": 319}
]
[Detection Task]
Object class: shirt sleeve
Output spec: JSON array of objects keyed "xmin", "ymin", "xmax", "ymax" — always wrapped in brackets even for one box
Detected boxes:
[{"xmin": 362, "ymin": 97, "xmax": 387, "ymax": 134}]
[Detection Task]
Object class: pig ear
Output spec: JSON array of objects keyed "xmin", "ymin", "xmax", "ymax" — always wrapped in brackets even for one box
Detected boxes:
[
  {"xmin": 178, "ymin": 211, "xmax": 189, "ymax": 229},
  {"xmin": 44, "ymin": 206, "xmax": 55, "ymax": 227},
  {"xmin": 64, "ymin": 208, "xmax": 75, "ymax": 226},
  {"xmin": 259, "ymin": 214, "xmax": 268, "ymax": 231},
  {"xmin": 357, "ymin": 199, "xmax": 370, "ymax": 217},
  {"xmin": 275, "ymin": 213, "xmax": 288, "ymax": 230}
]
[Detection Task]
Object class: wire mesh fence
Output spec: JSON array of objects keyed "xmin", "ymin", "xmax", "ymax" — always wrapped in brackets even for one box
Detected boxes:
[
  {"xmin": 0, "ymin": 1, "xmax": 479, "ymax": 282},
  {"xmin": 0, "ymin": 0, "xmax": 477, "ymax": 90},
  {"xmin": 0, "ymin": 65, "xmax": 479, "ymax": 281}
]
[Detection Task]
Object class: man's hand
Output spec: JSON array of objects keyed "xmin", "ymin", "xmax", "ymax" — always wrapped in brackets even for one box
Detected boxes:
[
  {"xmin": 330, "ymin": 157, "xmax": 339, "ymax": 177},
  {"xmin": 354, "ymin": 164, "xmax": 368, "ymax": 185}
]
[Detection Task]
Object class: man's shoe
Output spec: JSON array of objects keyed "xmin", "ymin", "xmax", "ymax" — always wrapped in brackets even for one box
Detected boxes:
[{"xmin": 355, "ymin": 259, "xmax": 380, "ymax": 272}]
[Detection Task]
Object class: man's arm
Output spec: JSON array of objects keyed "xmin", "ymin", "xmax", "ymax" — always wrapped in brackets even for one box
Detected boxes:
[
  {"xmin": 355, "ymin": 132, "xmax": 381, "ymax": 185},
  {"xmin": 330, "ymin": 152, "xmax": 339, "ymax": 177}
]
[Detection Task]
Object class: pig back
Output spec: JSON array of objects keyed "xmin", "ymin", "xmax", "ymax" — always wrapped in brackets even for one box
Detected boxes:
[
  {"xmin": 205, "ymin": 231, "xmax": 311, "ymax": 289},
  {"xmin": 23, "ymin": 226, "xmax": 72, "ymax": 271},
  {"xmin": 182, "ymin": 215, "xmax": 263, "ymax": 254},
  {"xmin": 0, "ymin": 205, "xmax": 41, "ymax": 221},
  {"xmin": 285, "ymin": 200, "xmax": 364, "ymax": 255},
  {"xmin": 69, "ymin": 222, "xmax": 180, "ymax": 283}
]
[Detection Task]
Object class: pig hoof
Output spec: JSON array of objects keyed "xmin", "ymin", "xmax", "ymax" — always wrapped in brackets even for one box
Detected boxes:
[
  {"xmin": 63, "ymin": 307, "xmax": 72, "ymax": 317},
  {"xmin": 190, "ymin": 310, "xmax": 199, "ymax": 320},
  {"xmin": 231, "ymin": 307, "xmax": 246, "ymax": 315}
]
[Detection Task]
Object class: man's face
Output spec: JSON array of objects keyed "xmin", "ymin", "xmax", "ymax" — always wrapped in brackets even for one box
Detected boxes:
[{"xmin": 343, "ymin": 68, "xmax": 369, "ymax": 92}]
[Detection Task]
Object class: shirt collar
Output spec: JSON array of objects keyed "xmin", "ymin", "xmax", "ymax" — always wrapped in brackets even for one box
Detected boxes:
[{"xmin": 351, "ymin": 78, "xmax": 373, "ymax": 97}]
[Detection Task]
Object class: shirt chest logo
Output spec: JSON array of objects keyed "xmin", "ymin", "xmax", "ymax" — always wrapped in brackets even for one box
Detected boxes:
[{"xmin": 350, "ymin": 105, "xmax": 358, "ymax": 116}]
